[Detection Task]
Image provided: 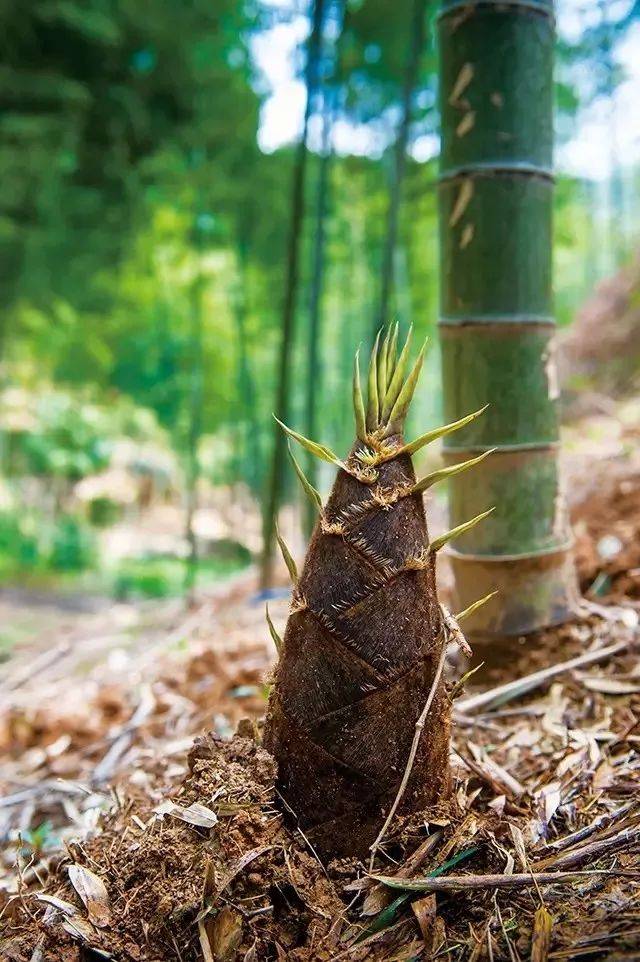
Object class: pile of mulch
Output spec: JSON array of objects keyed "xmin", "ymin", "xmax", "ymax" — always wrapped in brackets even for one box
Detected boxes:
[{"xmin": 2, "ymin": 604, "xmax": 640, "ymax": 961}]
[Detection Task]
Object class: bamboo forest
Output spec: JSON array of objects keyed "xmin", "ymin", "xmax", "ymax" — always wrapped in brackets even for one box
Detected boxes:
[{"xmin": 2, "ymin": 0, "xmax": 640, "ymax": 959}]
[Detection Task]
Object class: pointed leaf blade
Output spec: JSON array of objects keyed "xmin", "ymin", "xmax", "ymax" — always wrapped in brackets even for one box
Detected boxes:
[
  {"xmin": 454, "ymin": 590, "xmax": 499, "ymax": 624},
  {"xmin": 385, "ymin": 336, "xmax": 428, "ymax": 435},
  {"xmin": 411, "ymin": 449, "xmax": 495, "ymax": 495},
  {"xmin": 430, "ymin": 508, "xmax": 495, "ymax": 553},
  {"xmin": 275, "ymin": 523, "xmax": 298, "ymax": 583},
  {"xmin": 266, "ymin": 604, "xmax": 283, "ymax": 656},
  {"xmin": 274, "ymin": 416, "xmax": 343, "ymax": 468},
  {"xmin": 354, "ymin": 894, "xmax": 410, "ymax": 944},
  {"xmin": 377, "ymin": 329, "xmax": 389, "ymax": 411},
  {"xmin": 287, "ymin": 442, "xmax": 323, "ymax": 513},
  {"xmin": 381, "ymin": 324, "xmax": 413, "ymax": 423},
  {"xmin": 352, "ymin": 348, "xmax": 367, "ymax": 441},
  {"xmin": 386, "ymin": 321, "xmax": 399, "ymax": 389},
  {"xmin": 398, "ymin": 406, "xmax": 489, "ymax": 458},
  {"xmin": 366, "ymin": 330, "xmax": 381, "ymax": 431}
]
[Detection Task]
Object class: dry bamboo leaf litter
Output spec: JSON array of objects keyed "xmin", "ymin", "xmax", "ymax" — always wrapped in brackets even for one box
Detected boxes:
[
  {"xmin": 4, "ymin": 660, "xmax": 640, "ymax": 962},
  {"xmin": 66, "ymin": 864, "xmax": 111, "ymax": 928}
]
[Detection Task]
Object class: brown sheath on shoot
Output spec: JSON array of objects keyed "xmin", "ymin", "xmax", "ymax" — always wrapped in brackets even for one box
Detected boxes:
[{"xmin": 264, "ymin": 327, "xmax": 490, "ymax": 859}]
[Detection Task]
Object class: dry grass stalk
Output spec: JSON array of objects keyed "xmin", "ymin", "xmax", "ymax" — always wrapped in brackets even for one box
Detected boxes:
[
  {"xmin": 368, "ymin": 643, "xmax": 447, "ymax": 869},
  {"xmin": 373, "ymin": 868, "xmax": 639, "ymax": 893},
  {"xmin": 534, "ymin": 821, "xmax": 640, "ymax": 871}
]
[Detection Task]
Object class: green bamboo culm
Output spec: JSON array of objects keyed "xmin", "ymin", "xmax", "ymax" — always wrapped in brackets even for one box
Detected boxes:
[{"xmin": 437, "ymin": 0, "xmax": 579, "ymax": 636}]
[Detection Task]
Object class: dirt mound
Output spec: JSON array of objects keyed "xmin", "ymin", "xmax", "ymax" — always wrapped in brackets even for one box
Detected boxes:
[
  {"xmin": 3, "ymin": 735, "xmax": 335, "ymax": 961},
  {"xmin": 3, "ymin": 734, "xmax": 413, "ymax": 961},
  {"xmin": 559, "ymin": 253, "xmax": 640, "ymax": 405}
]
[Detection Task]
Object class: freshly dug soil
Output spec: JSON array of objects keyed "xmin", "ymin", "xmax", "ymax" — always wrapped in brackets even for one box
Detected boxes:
[
  {"xmin": 3, "ymin": 733, "xmax": 445, "ymax": 961},
  {"xmin": 2, "ymin": 735, "xmax": 341, "ymax": 961}
]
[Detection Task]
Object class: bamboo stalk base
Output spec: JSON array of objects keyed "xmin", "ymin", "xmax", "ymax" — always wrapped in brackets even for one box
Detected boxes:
[{"xmin": 446, "ymin": 543, "xmax": 580, "ymax": 638}]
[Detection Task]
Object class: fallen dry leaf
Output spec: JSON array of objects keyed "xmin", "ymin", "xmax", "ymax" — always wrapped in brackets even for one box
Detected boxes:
[
  {"xmin": 198, "ymin": 917, "xmax": 215, "ymax": 962},
  {"xmin": 531, "ymin": 905, "xmax": 553, "ymax": 962},
  {"xmin": 411, "ymin": 893, "xmax": 437, "ymax": 950},
  {"xmin": 60, "ymin": 915, "xmax": 99, "ymax": 943},
  {"xmin": 155, "ymin": 800, "xmax": 218, "ymax": 828},
  {"xmin": 34, "ymin": 893, "xmax": 78, "ymax": 916},
  {"xmin": 67, "ymin": 864, "xmax": 111, "ymax": 928},
  {"xmin": 215, "ymin": 845, "xmax": 271, "ymax": 898},
  {"xmin": 581, "ymin": 676, "xmax": 640, "ymax": 695},
  {"xmin": 198, "ymin": 906, "xmax": 245, "ymax": 962}
]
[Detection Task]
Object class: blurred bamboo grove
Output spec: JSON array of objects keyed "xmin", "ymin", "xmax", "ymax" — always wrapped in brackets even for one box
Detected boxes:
[{"xmin": 0, "ymin": 0, "xmax": 639, "ymax": 593}]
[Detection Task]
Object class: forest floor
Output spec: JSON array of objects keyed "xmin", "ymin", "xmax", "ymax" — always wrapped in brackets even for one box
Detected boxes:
[{"xmin": 1, "ymin": 406, "xmax": 640, "ymax": 960}]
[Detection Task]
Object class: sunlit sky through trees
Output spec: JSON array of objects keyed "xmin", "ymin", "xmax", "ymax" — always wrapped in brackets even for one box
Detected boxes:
[
  {"xmin": 253, "ymin": 0, "xmax": 640, "ymax": 180},
  {"xmin": 0, "ymin": 0, "xmax": 637, "ymax": 607}
]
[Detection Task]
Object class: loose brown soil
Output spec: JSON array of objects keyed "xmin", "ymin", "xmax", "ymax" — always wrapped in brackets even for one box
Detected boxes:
[
  {"xmin": 572, "ymin": 458, "xmax": 640, "ymax": 603},
  {"xmin": 559, "ymin": 253, "xmax": 640, "ymax": 404}
]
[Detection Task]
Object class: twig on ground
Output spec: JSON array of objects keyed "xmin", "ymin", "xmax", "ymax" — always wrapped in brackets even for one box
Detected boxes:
[
  {"xmin": 92, "ymin": 685, "xmax": 155, "ymax": 785},
  {"xmin": 455, "ymin": 638, "xmax": 636, "ymax": 715},
  {"xmin": 579, "ymin": 600, "xmax": 639, "ymax": 627},
  {"xmin": 534, "ymin": 822, "xmax": 640, "ymax": 871},
  {"xmin": 456, "ymin": 749, "xmax": 525, "ymax": 799},
  {"xmin": 543, "ymin": 803, "xmax": 636, "ymax": 853},
  {"xmin": 468, "ymin": 919, "xmax": 492, "ymax": 962},
  {"xmin": 2, "ymin": 642, "xmax": 72, "ymax": 691},
  {"xmin": 373, "ymin": 869, "xmax": 640, "ymax": 893},
  {"xmin": 495, "ymin": 900, "xmax": 518, "ymax": 962}
]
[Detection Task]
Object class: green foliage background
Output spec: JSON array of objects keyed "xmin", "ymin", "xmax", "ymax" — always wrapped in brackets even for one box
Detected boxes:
[{"xmin": 0, "ymin": 0, "xmax": 636, "ymax": 590}]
